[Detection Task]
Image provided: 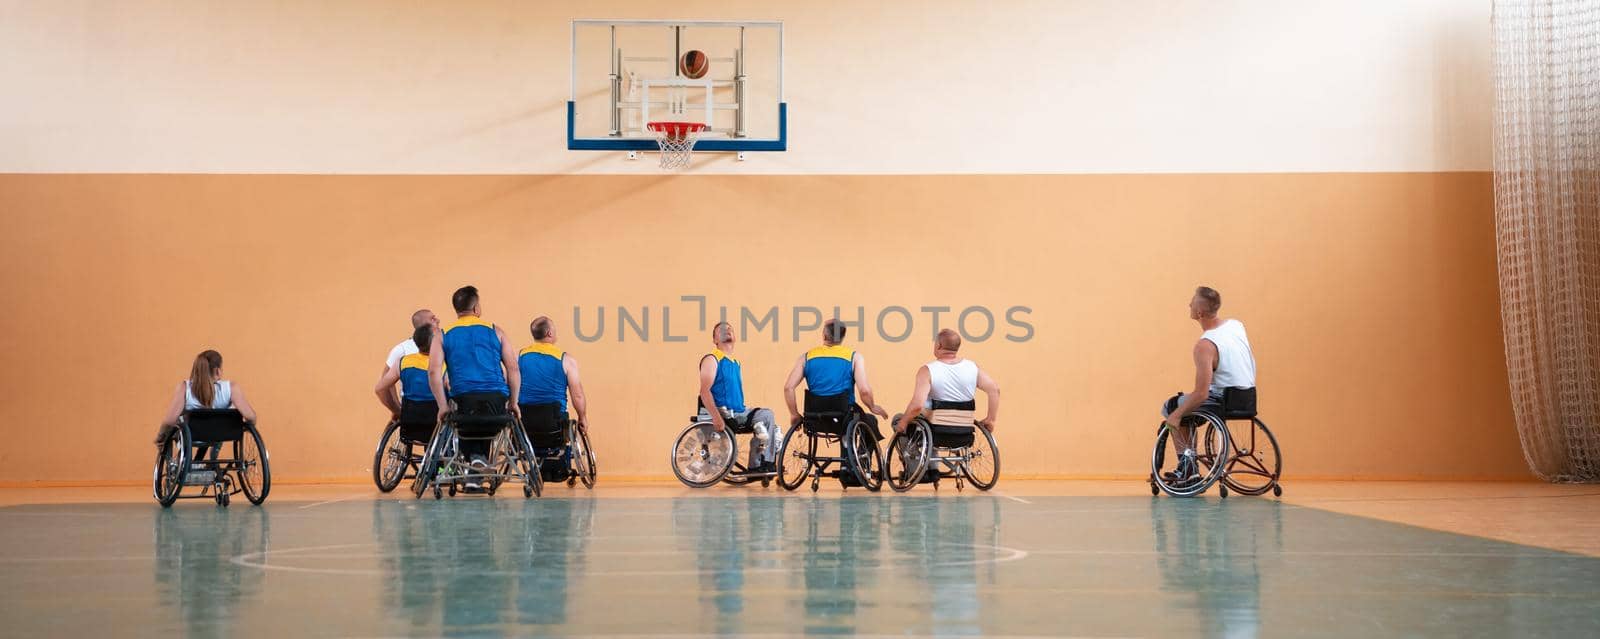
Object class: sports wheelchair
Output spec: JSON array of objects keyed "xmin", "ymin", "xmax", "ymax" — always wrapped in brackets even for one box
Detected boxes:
[
  {"xmin": 520, "ymin": 402, "xmax": 598, "ymax": 488},
  {"xmin": 410, "ymin": 398, "xmax": 543, "ymax": 499},
  {"xmin": 776, "ymin": 391, "xmax": 884, "ymax": 492},
  {"xmin": 884, "ymin": 400, "xmax": 1000, "ymax": 492},
  {"xmin": 153, "ymin": 409, "xmax": 271, "ymax": 507},
  {"xmin": 670, "ymin": 403, "xmax": 779, "ymax": 488},
  {"xmin": 372, "ymin": 400, "xmax": 438, "ymax": 492},
  {"xmin": 1148, "ymin": 386, "xmax": 1282, "ymax": 498}
]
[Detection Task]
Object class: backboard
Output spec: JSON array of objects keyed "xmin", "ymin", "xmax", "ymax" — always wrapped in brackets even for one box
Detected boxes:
[{"xmin": 568, "ymin": 20, "xmax": 786, "ymax": 153}]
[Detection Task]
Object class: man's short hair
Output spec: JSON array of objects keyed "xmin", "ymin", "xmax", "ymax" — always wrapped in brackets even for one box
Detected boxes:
[
  {"xmin": 823, "ymin": 318, "xmax": 847, "ymax": 343},
  {"xmin": 935, "ymin": 328, "xmax": 961, "ymax": 352},
  {"xmin": 1195, "ymin": 286, "xmax": 1222, "ymax": 316},
  {"xmin": 451, "ymin": 286, "xmax": 479, "ymax": 314},
  {"xmin": 530, "ymin": 316, "xmax": 552, "ymax": 340},
  {"xmin": 413, "ymin": 324, "xmax": 433, "ymax": 354},
  {"xmin": 410, "ymin": 309, "xmax": 432, "ymax": 329}
]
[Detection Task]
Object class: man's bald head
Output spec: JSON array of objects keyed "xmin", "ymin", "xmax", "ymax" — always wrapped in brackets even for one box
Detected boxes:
[
  {"xmin": 411, "ymin": 309, "xmax": 436, "ymax": 329},
  {"xmin": 935, "ymin": 329, "xmax": 962, "ymax": 353}
]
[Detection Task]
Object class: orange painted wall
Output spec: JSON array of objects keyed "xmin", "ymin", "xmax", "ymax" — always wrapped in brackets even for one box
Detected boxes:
[{"xmin": 0, "ymin": 172, "xmax": 1526, "ymax": 483}]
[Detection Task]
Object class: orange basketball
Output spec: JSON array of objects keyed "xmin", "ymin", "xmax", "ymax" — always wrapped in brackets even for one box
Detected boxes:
[{"xmin": 680, "ymin": 50, "xmax": 709, "ymax": 79}]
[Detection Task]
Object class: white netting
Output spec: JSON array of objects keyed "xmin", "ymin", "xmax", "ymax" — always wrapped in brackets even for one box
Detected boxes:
[
  {"xmin": 1493, "ymin": 0, "xmax": 1600, "ymax": 482},
  {"xmin": 648, "ymin": 122, "xmax": 706, "ymax": 171}
]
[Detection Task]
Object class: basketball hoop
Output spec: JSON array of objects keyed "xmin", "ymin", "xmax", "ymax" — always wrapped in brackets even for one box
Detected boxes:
[{"xmin": 647, "ymin": 121, "xmax": 708, "ymax": 170}]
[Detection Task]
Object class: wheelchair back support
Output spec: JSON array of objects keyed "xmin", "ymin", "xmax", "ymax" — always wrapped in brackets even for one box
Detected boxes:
[
  {"xmin": 1221, "ymin": 387, "xmax": 1257, "ymax": 419},
  {"xmin": 519, "ymin": 402, "xmax": 569, "ymax": 449},
  {"xmin": 803, "ymin": 391, "xmax": 853, "ymax": 435},
  {"xmin": 451, "ymin": 393, "xmax": 511, "ymax": 439},
  {"xmin": 185, "ymin": 409, "xmax": 247, "ymax": 443},
  {"xmin": 398, "ymin": 399, "xmax": 439, "ymax": 443},
  {"xmin": 927, "ymin": 399, "xmax": 976, "ymax": 448}
]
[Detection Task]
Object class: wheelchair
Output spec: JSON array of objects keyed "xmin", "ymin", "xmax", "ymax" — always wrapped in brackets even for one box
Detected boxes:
[
  {"xmin": 410, "ymin": 400, "xmax": 543, "ymax": 499},
  {"xmin": 883, "ymin": 400, "xmax": 1000, "ymax": 492},
  {"xmin": 372, "ymin": 400, "xmax": 438, "ymax": 492},
  {"xmin": 670, "ymin": 403, "xmax": 779, "ymax": 488},
  {"xmin": 153, "ymin": 409, "xmax": 271, "ymax": 507},
  {"xmin": 520, "ymin": 402, "xmax": 598, "ymax": 488},
  {"xmin": 776, "ymin": 391, "xmax": 885, "ymax": 492},
  {"xmin": 1148, "ymin": 386, "xmax": 1283, "ymax": 498}
]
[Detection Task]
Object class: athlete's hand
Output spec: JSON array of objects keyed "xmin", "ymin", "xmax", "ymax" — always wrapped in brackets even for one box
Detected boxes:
[
  {"xmin": 870, "ymin": 404, "xmax": 889, "ymax": 419},
  {"xmin": 892, "ymin": 416, "xmax": 907, "ymax": 434},
  {"xmin": 1164, "ymin": 413, "xmax": 1183, "ymax": 430},
  {"xmin": 508, "ymin": 402, "xmax": 522, "ymax": 420},
  {"xmin": 436, "ymin": 407, "xmax": 450, "ymax": 425},
  {"xmin": 789, "ymin": 413, "xmax": 803, "ymax": 427},
  {"xmin": 711, "ymin": 414, "xmax": 727, "ymax": 432},
  {"xmin": 977, "ymin": 419, "xmax": 996, "ymax": 432}
]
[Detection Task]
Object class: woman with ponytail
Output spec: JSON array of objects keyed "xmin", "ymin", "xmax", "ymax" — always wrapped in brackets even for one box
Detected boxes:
[{"xmin": 154, "ymin": 350, "xmax": 256, "ymax": 443}]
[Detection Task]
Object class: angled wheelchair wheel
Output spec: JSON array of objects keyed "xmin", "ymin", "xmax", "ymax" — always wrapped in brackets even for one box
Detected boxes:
[
  {"xmin": 510, "ymin": 419, "xmax": 542, "ymax": 498},
  {"xmin": 844, "ymin": 421, "xmax": 884, "ymax": 492},
  {"xmin": 671, "ymin": 421, "xmax": 736, "ymax": 488},
  {"xmin": 236, "ymin": 425, "xmax": 271, "ymax": 505},
  {"xmin": 372, "ymin": 420, "xmax": 409, "ymax": 493},
  {"xmin": 153, "ymin": 428, "xmax": 188, "ymax": 507},
  {"xmin": 412, "ymin": 421, "xmax": 451, "ymax": 499},
  {"xmin": 777, "ymin": 424, "xmax": 813, "ymax": 491},
  {"xmin": 963, "ymin": 425, "xmax": 1001, "ymax": 491},
  {"xmin": 1216, "ymin": 418, "xmax": 1281, "ymax": 497},
  {"xmin": 1150, "ymin": 416, "xmax": 1230, "ymax": 498},
  {"xmin": 886, "ymin": 423, "xmax": 931, "ymax": 493},
  {"xmin": 571, "ymin": 422, "xmax": 598, "ymax": 488}
]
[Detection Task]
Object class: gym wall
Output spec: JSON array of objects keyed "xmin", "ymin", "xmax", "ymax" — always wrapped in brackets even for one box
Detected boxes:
[{"xmin": 0, "ymin": 0, "xmax": 1522, "ymax": 482}]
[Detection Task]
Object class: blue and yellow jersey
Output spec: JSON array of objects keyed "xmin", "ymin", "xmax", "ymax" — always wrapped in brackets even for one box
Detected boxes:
[
  {"xmin": 399, "ymin": 352, "xmax": 434, "ymax": 402},
  {"xmin": 804, "ymin": 344, "xmax": 856, "ymax": 400},
  {"xmin": 442, "ymin": 316, "xmax": 507, "ymax": 397},
  {"xmin": 517, "ymin": 342, "xmax": 568, "ymax": 410},
  {"xmin": 706, "ymin": 349, "xmax": 746, "ymax": 413}
]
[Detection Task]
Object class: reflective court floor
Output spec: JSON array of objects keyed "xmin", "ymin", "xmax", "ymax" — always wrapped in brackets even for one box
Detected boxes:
[{"xmin": 2, "ymin": 483, "xmax": 1599, "ymax": 637}]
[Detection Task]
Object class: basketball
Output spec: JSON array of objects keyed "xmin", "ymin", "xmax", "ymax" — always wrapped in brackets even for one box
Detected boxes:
[{"xmin": 679, "ymin": 49, "xmax": 709, "ymax": 79}]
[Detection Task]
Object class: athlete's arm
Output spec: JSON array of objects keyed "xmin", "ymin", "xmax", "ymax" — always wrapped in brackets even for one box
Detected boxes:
[
  {"xmin": 698, "ymin": 355, "xmax": 726, "ymax": 431},
  {"xmin": 230, "ymin": 384, "xmax": 257, "ymax": 423},
  {"xmin": 975, "ymin": 369, "xmax": 1000, "ymax": 431},
  {"xmin": 497, "ymin": 326, "xmax": 521, "ymax": 420},
  {"xmin": 155, "ymin": 382, "xmax": 186, "ymax": 442},
  {"xmin": 1165, "ymin": 339, "xmax": 1217, "ymax": 428},
  {"xmin": 782, "ymin": 354, "xmax": 805, "ymax": 426},
  {"xmin": 853, "ymin": 354, "xmax": 889, "ymax": 418},
  {"xmin": 564, "ymin": 355, "xmax": 588, "ymax": 428},
  {"xmin": 374, "ymin": 365, "xmax": 403, "ymax": 417},
  {"xmin": 896, "ymin": 366, "xmax": 932, "ymax": 433},
  {"xmin": 427, "ymin": 326, "xmax": 448, "ymax": 423}
]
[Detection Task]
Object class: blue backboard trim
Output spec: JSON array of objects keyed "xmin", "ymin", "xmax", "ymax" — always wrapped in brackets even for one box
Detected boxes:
[{"xmin": 567, "ymin": 102, "xmax": 786, "ymax": 152}]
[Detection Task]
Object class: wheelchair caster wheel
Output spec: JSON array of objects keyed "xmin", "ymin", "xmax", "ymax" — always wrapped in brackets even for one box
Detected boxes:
[
  {"xmin": 1219, "ymin": 484, "xmax": 1229, "ymax": 498},
  {"xmin": 762, "ymin": 478, "xmax": 771, "ymax": 488},
  {"xmin": 567, "ymin": 477, "xmax": 576, "ymax": 487},
  {"xmin": 433, "ymin": 485, "xmax": 443, "ymax": 500},
  {"xmin": 523, "ymin": 483, "xmax": 533, "ymax": 498},
  {"xmin": 448, "ymin": 482, "xmax": 457, "ymax": 497},
  {"xmin": 1272, "ymin": 484, "xmax": 1282, "ymax": 497},
  {"xmin": 810, "ymin": 479, "xmax": 819, "ymax": 492},
  {"xmin": 486, "ymin": 485, "xmax": 497, "ymax": 497},
  {"xmin": 1150, "ymin": 482, "xmax": 1159, "ymax": 496}
]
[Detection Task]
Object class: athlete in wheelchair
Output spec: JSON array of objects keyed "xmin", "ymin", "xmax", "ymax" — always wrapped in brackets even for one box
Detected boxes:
[
  {"xmin": 776, "ymin": 320, "xmax": 891, "ymax": 491},
  {"xmin": 885, "ymin": 330, "xmax": 1002, "ymax": 492},
  {"xmin": 410, "ymin": 286, "xmax": 543, "ymax": 499},
  {"xmin": 1148, "ymin": 286, "xmax": 1282, "ymax": 498},
  {"xmin": 517, "ymin": 316, "xmax": 597, "ymax": 488},
  {"xmin": 372, "ymin": 325, "xmax": 441, "ymax": 492},
  {"xmin": 671, "ymin": 322, "xmax": 781, "ymax": 488},
  {"xmin": 152, "ymin": 350, "xmax": 270, "ymax": 507}
]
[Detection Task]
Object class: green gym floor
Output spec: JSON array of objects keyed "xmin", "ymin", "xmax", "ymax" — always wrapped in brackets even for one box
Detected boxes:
[{"xmin": 2, "ymin": 483, "xmax": 1599, "ymax": 637}]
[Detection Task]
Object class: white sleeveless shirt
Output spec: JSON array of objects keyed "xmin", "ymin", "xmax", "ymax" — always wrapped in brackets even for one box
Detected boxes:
[
  {"xmin": 1202, "ymin": 319, "xmax": 1256, "ymax": 395},
  {"xmin": 925, "ymin": 359, "xmax": 979, "ymax": 408},
  {"xmin": 184, "ymin": 380, "xmax": 233, "ymax": 410}
]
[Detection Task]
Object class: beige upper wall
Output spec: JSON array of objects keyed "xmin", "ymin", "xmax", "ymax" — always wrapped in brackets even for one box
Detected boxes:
[{"xmin": 0, "ymin": 0, "xmax": 1492, "ymax": 174}]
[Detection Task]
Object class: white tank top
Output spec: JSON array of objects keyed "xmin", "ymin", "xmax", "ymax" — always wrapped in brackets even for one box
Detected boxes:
[
  {"xmin": 925, "ymin": 359, "xmax": 979, "ymax": 408},
  {"xmin": 184, "ymin": 380, "xmax": 233, "ymax": 410},
  {"xmin": 1202, "ymin": 319, "xmax": 1256, "ymax": 395}
]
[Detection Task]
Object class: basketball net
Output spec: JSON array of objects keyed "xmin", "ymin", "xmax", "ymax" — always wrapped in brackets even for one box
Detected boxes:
[{"xmin": 647, "ymin": 121, "xmax": 708, "ymax": 171}]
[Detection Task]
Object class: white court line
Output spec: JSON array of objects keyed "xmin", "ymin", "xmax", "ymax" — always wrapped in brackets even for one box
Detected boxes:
[
  {"xmin": 996, "ymin": 492, "xmax": 1031, "ymax": 504},
  {"xmin": 297, "ymin": 494, "xmax": 367, "ymax": 510}
]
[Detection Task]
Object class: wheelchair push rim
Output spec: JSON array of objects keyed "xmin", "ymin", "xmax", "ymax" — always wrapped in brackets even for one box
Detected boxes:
[
  {"xmin": 776, "ymin": 423, "xmax": 814, "ymax": 491},
  {"xmin": 671, "ymin": 421, "xmax": 736, "ymax": 488},
  {"xmin": 236, "ymin": 425, "xmax": 271, "ymax": 505},
  {"xmin": 845, "ymin": 421, "xmax": 885, "ymax": 492},
  {"xmin": 1217, "ymin": 417, "xmax": 1281, "ymax": 496},
  {"xmin": 571, "ymin": 422, "xmax": 598, "ymax": 488},
  {"xmin": 962, "ymin": 425, "xmax": 1000, "ymax": 491},
  {"xmin": 886, "ymin": 423, "xmax": 932, "ymax": 492},
  {"xmin": 372, "ymin": 420, "xmax": 411, "ymax": 493},
  {"xmin": 1150, "ymin": 416, "xmax": 1231, "ymax": 498},
  {"xmin": 153, "ymin": 429, "xmax": 188, "ymax": 507}
]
